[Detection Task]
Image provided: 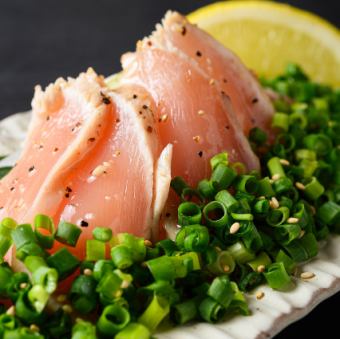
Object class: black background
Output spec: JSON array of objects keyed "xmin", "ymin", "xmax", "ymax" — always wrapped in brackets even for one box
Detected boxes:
[{"xmin": 0, "ymin": 0, "xmax": 339, "ymax": 337}]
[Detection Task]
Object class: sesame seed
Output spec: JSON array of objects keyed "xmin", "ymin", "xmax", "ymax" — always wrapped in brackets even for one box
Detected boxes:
[
  {"xmin": 62, "ymin": 305, "xmax": 73, "ymax": 313},
  {"xmin": 30, "ymin": 324, "xmax": 40, "ymax": 332},
  {"xmin": 256, "ymin": 291, "xmax": 265, "ymax": 300},
  {"xmin": 223, "ymin": 265, "xmax": 230, "ymax": 273},
  {"xmin": 209, "ymin": 79, "xmax": 215, "ymax": 85},
  {"xmin": 121, "ymin": 280, "xmax": 130, "ymax": 289},
  {"xmin": 215, "ymin": 246, "xmax": 222, "ymax": 252},
  {"xmin": 84, "ymin": 268, "xmax": 93, "ymax": 276},
  {"xmin": 270, "ymin": 197, "xmax": 279, "ymax": 209},
  {"xmin": 6, "ymin": 306, "xmax": 15, "ymax": 316},
  {"xmin": 160, "ymin": 114, "xmax": 168, "ymax": 122},
  {"xmin": 300, "ymin": 271, "xmax": 315, "ymax": 280},
  {"xmin": 258, "ymin": 196, "xmax": 266, "ymax": 200},
  {"xmin": 230, "ymin": 222, "xmax": 240, "ymax": 234},
  {"xmin": 57, "ymin": 294, "xmax": 67, "ymax": 303},
  {"xmin": 20, "ymin": 282, "xmax": 28, "ymax": 289},
  {"xmin": 279, "ymin": 159, "xmax": 290, "ymax": 166},
  {"xmin": 114, "ymin": 290, "xmax": 123, "ymax": 298},
  {"xmin": 92, "ymin": 163, "xmax": 109, "ymax": 177},
  {"xmin": 272, "ymin": 174, "xmax": 281, "ymax": 181},
  {"xmin": 295, "ymin": 182, "xmax": 306, "ymax": 190},
  {"xmin": 257, "ymin": 265, "xmax": 266, "ymax": 273},
  {"xmin": 144, "ymin": 239, "xmax": 153, "ymax": 247},
  {"xmin": 198, "ymin": 110, "xmax": 205, "ymax": 116},
  {"xmin": 310, "ymin": 206, "xmax": 316, "ymax": 215},
  {"xmin": 193, "ymin": 135, "xmax": 201, "ymax": 143},
  {"xmin": 287, "ymin": 217, "xmax": 299, "ymax": 224},
  {"xmin": 114, "ymin": 150, "xmax": 121, "ymax": 157},
  {"xmin": 299, "ymin": 230, "xmax": 305, "ymax": 238}
]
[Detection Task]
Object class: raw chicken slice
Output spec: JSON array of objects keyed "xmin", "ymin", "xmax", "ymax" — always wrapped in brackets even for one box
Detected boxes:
[
  {"xmin": 0, "ymin": 69, "xmax": 111, "ymax": 224},
  {"xmin": 152, "ymin": 11, "xmax": 274, "ymax": 136},
  {"xmin": 121, "ymin": 41, "xmax": 259, "ymax": 187},
  {"xmin": 58, "ymin": 84, "xmax": 169, "ymax": 247}
]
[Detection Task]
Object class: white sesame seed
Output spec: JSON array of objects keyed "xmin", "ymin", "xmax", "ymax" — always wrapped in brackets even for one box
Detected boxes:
[
  {"xmin": 299, "ymin": 230, "xmax": 305, "ymax": 239},
  {"xmin": 258, "ymin": 196, "xmax": 266, "ymax": 200},
  {"xmin": 270, "ymin": 197, "xmax": 279, "ymax": 209},
  {"xmin": 215, "ymin": 246, "xmax": 222, "ymax": 252},
  {"xmin": 160, "ymin": 114, "xmax": 168, "ymax": 122},
  {"xmin": 272, "ymin": 174, "xmax": 281, "ymax": 181},
  {"xmin": 57, "ymin": 294, "xmax": 67, "ymax": 303},
  {"xmin": 6, "ymin": 306, "xmax": 15, "ymax": 316},
  {"xmin": 287, "ymin": 217, "xmax": 299, "ymax": 224},
  {"xmin": 114, "ymin": 290, "xmax": 123, "ymax": 298},
  {"xmin": 295, "ymin": 182, "xmax": 306, "ymax": 190},
  {"xmin": 197, "ymin": 110, "xmax": 205, "ymax": 116},
  {"xmin": 84, "ymin": 268, "xmax": 93, "ymax": 276},
  {"xmin": 30, "ymin": 324, "xmax": 40, "ymax": 332},
  {"xmin": 144, "ymin": 239, "xmax": 153, "ymax": 247},
  {"xmin": 230, "ymin": 222, "xmax": 241, "ymax": 234},
  {"xmin": 279, "ymin": 159, "xmax": 290, "ymax": 166},
  {"xmin": 20, "ymin": 282, "xmax": 28, "ymax": 289},
  {"xmin": 209, "ymin": 79, "xmax": 215, "ymax": 85},
  {"xmin": 121, "ymin": 280, "xmax": 130, "ymax": 289},
  {"xmin": 62, "ymin": 305, "xmax": 73, "ymax": 313},
  {"xmin": 114, "ymin": 150, "xmax": 121, "ymax": 157},
  {"xmin": 257, "ymin": 265, "xmax": 266, "ymax": 273},
  {"xmin": 223, "ymin": 265, "xmax": 230, "ymax": 273},
  {"xmin": 92, "ymin": 163, "xmax": 109, "ymax": 177},
  {"xmin": 300, "ymin": 272, "xmax": 315, "ymax": 280},
  {"xmin": 256, "ymin": 291, "xmax": 265, "ymax": 300},
  {"xmin": 193, "ymin": 135, "xmax": 201, "ymax": 143}
]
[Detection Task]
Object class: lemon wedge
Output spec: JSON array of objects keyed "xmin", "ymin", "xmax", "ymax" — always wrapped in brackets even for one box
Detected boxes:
[{"xmin": 188, "ymin": 1, "xmax": 340, "ymax": 86}]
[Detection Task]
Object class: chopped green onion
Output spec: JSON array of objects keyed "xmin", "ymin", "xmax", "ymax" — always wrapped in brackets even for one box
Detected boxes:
[
  {"xmin": 304, "ymin": 134, "xmax": 332, "ymax": 156},
  {"xmin": 86, "ymin": 239, "xmax": 106, "ymax": 261},
  {"xmin": 97, "ymin": 303, "xmax": 130, "ymax": 336},
  {"xmin": 211, "ymin": 164, "xmax": 236, "ymax": 191},
  {"xmin": 170, "ymin": 176, "xmax": 188, "ymax": 197},
  {"xmin": 257, "ymin": 177, "xmax": 275, "ymax": 197},
  {"xmin": 198, "ymin": 297, "xmax": 225, "ymax": 323},
  {"xmin": 177, "ymin": 202, "xmax": 202, "ymax": 226},
  {"xmin": 206, "ymin": 250, "xmax": 235, "ymax": 275},
  {"xmin": 70, "ymin": 275, "xmax": 97, "ymax": 314},
  {"xmin": 27, "ymin": 284, "xmax": 49, "ymax": 313},
  {"xmin": 272, "ymin": 112, "xmax": 289, "ymax": 131},
  {"xmin": 24, "ymin": 256, "xmax": 58, "ymax": 293},
  {"xmin": 72, "ymin": 320, "xmax": 97, "ymax": 339},
  {"xmin": 115, "ymin": 323, "xmax": 150, "ymax": 339},
  {"xmin": 317, "ymin": 201, "xmax": 340, "ymax": 225},
  {"xmin": 11, "ymin": 224, "xmax": 37, "ymax": 250},
  {"xmin": 172, "ymin": 298, "xmax": 198, "ymax": 325},
  {"xmin": 210, "ymin": 152, "xmax": 229, "ymax": 170},
  {"xmin": 247, "ymin": 252, "xmax": 272, "ymax": 272},
  {"xmin": 215, "ymin": 190, "xmax": 237, "ymax": 209},
  {"xmin": 55, "ymin": 221, "xmax": 82, "ymax": 247},
  {"xmin": 266, "ymin": 206, "xmax": 290, "ymax": 226},
  {"xmin": 207, "ymin": 276, "xmax": 234, "ymax": 308},
  {"xmin": 197, "ymin": 179, "xmax": 215, "ymax": 200},
  {"xmin": 46, "ymin": 247, "xmax": 80, "ymax": 280},
  {"xmin": 202, "ymin": 201, "xmax": 228, "ymax": 228},
  {"xmin": 92, "ymin": 227, "xmax": 112, "ymax": 242},
  {"xmin": 264, "ymin": 262, "xmax": 292, "ymax": 291},
  {"xmin": 138, "ymin": 294, "xmax": 170, "ymax": 331},
  {"xmin": 34, "ymin": 214, "xmax": 55, "ymax": 249},
  {"xmin": 275, "ymin": 250, "xmax": 296, "ymax": 274},
  {"xmin": 235, "ymin": 175, "xmax": 258, "ymax": 194},
  {"xmin": 227, "ymin": 241, "xmax": 255, "ymax": 264},
  {"xmin": 267, "ymin": 157, "xmax": 286, "ymax": 178},
  {"xmin": 176, "ymin": 224, "xmax": 209, "ymax": 252},
  {"xmin": 111, "ymin": 245, "xmax": 133, "ymax": 269}
]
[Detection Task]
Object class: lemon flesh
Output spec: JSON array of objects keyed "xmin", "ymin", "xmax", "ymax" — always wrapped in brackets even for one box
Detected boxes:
[{"xmin": 188, "ymin": 1, "xmax": 340, "ymax": 86}]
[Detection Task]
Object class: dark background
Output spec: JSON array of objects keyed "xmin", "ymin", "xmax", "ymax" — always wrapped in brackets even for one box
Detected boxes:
[{"xmin": 0, "ymin": 0, "xmax": 339, "ymax": 337}]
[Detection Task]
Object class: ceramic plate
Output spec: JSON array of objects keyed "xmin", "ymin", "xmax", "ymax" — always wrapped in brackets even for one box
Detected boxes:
[{"xmin": 1, "ymin": 112, "xmax": 340, "ymax": 339}]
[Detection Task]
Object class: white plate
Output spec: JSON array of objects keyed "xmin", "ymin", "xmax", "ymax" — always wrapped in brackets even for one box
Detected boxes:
[{"xmin": 1, "ymin": 112, "xmax": 340, "ymax": 339}]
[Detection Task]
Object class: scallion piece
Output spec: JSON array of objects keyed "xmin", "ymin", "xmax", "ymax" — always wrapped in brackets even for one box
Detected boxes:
[
  {"xmin": 197, "ymin": 179, "xmax": 215, "ymax": 200},
  {"xmin": 177, "ymin": 202, "xmax": 202, "ymax": 226},
  {"xmin": 210, "ymin": 152, "xmax": 229, "ymax": 170},
  {"xmin": 267, "ymin": 157, "xmax": 286, "ymax": 178},
  {"xmin": 266, "ymin": 207, "xmax": 290, "ymax": 226},
  {"xmin": 275, "ymin": 250, "xmax": 296, "ymax": 274},
  {"xmin": 172, "ymin": 298, "xmax": 198, "ymax": 325},
  {"xmin": 175, "ymin": 224, "xmax": 209, "ymax": 252},
  {"xmin": 247, "ymin": 252, "xmax": 272, "ymax": 272},
  {"xmin": 170, "ymin": 176, "xmax": 188, "ymax": 197},
  {"xmin": 207, "ymin": 276, "xmax": 234, "ymax": 308},
  {"xmin": 303, "ymin": 134, "xmax": 332, "ymax": 156},
  {"xmin": 96, "ymin": 271, "xmax": 122, "ymax": 303},
  {"xmin": 46, "ymin": 247, "xmax": 80, "ymax": 280},
  {"xmin": 211, "ymin": 163, "xmax": 237, "ymax": 191},
  {"xmin": 55, "ymin": 221, "xmax": 82, "ymax": 247},
  {"xmin": 70, "ymin": 275, "xmax": 97, "ymax": 314},
  {"xmin": 203, "ymin": 201, "xmax": 228, "ymax": 228},
  {"xmin": 86, "ymin": 239, "xmax": 106, "ymax": 261},
  {"xmin": 198, "ymin": 297, "xmax": 225, "ymax": 323},
  {"xmin": 24, "ymin": 256, "xmax": 58, "ymax": 293},
  {"xmin": 115, "ymin": 323, "xmax": 150, "ymax": 339},
  {"xmin": 235, "ymin": 175, "xmax": 258, "ymax": 194},
  {"xmin": 227, "ymin": 241, "xmax": 255, "ymax": 264},
  {"xmin": 111, "ymin": 233, "xmax": 146, "ymax": 262},
  {"xmin": 272, "ymin": 112, "xmax": 289, "ymax": 131},
  {"xmin": 27, "ymin": 284, "xmax": 49, "ymax": 313},
  {"xmin": 34, "ymin": 214, "xmax": 55, "ymax": 249},
  {"xmin": 257, "ymin": 177, "xmax": 275, "ymax": 197},
  {"xmin": 138, "ymin": 294, "xmax": 170, "ymax": 331},
  {"xmin": 97, "ymin": 303, "xmax": 130, "ymax": 336},
  {"xmin": 215, "ymin": 190, "xmax": 237, "ymax": 209},
  {"xmin": 317, "ymin": 201, "xmax": 340, "ymax": 225},
  {"xmin": 72, "ymin": 320, "xmax": 97, "ymax": 339},
  {"xmin": 264, "ymin": 262, "xmax": 292, "ymax": 291},
  {"xmin": 11, "ymin": 224, "xmax": 37, "ymax": 249},
  {"xmin": 92, "ymin": 260, "xmax": 115, "ymax": 281},
  {"xmin": 111, "ymin": 245, "xmax": 133, "ymax": 269},
  {"xmin": 206, "ymin": 250, "xmax": 235, "ymax": 275},
  {"xmin": 92, "ymin": 227, "xmax": 112, "ymax": 242}
]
